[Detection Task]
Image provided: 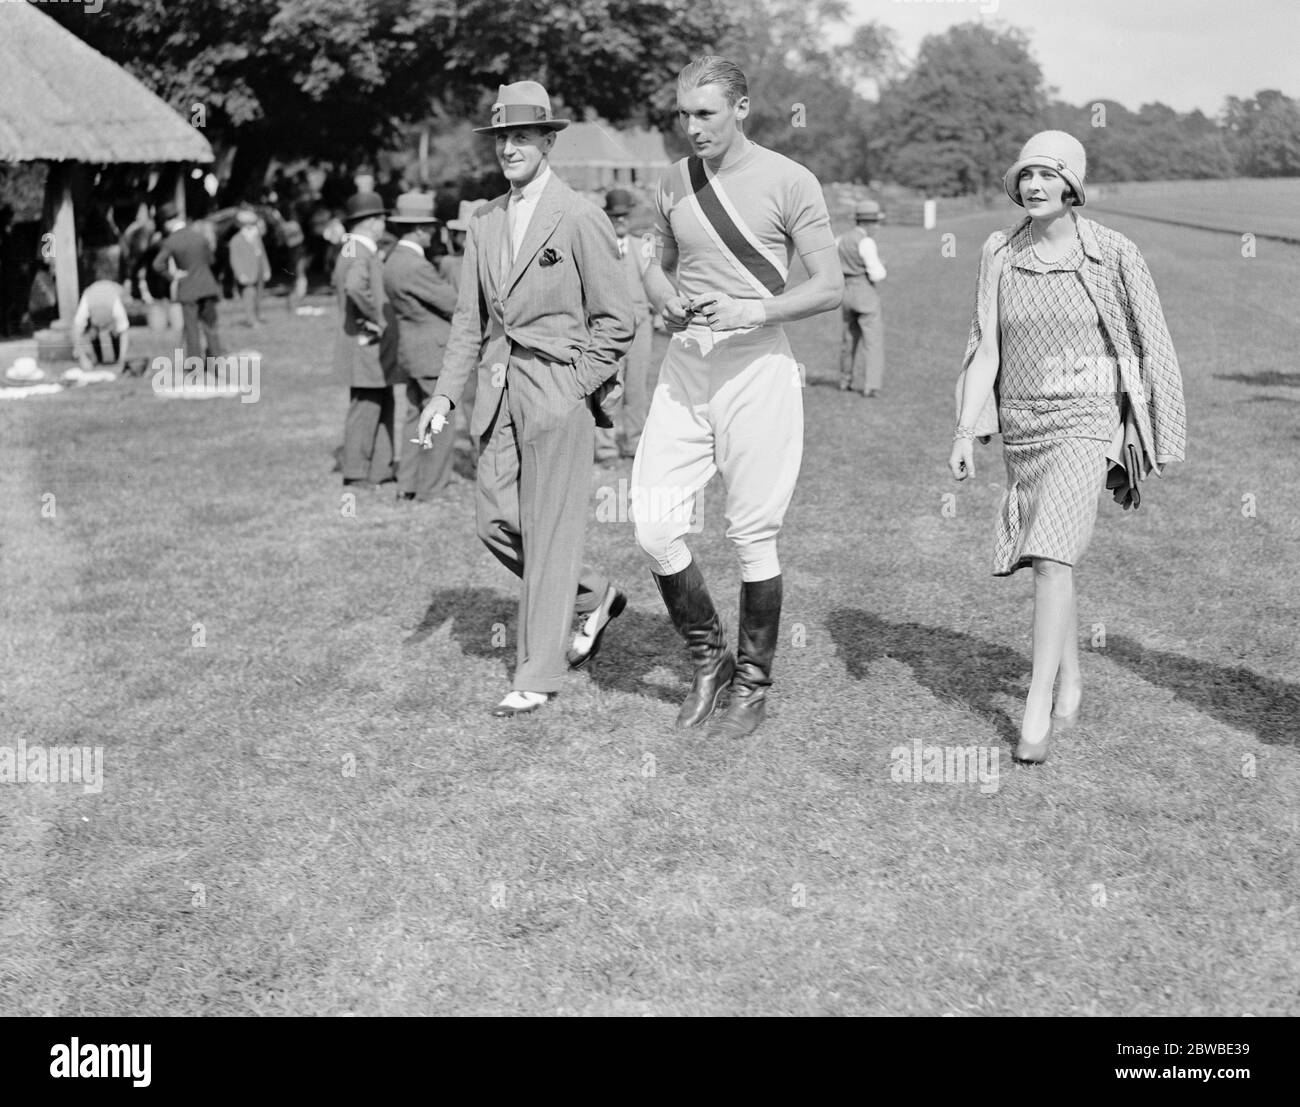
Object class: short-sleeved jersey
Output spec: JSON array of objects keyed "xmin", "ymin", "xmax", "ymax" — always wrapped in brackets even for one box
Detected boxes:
[{"xmin": 653, "ymin": 142, "xmax": 834, "ymax": 303}]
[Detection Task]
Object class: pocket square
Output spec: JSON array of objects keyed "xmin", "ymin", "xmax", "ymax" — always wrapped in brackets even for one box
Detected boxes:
[{"xmin": 539, "ymin": 247, "xmax": 564, "ymax": 267}]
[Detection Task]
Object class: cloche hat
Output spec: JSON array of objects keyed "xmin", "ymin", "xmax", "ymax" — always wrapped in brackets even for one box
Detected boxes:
[{"xmin": 1004, "ymin": 130, "xmax": 1087, "ymax": 207}]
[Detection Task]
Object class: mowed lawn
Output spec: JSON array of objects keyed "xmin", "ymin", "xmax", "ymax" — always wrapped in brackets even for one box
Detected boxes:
[
  {"xmin": 1090, "ymin": 177, "xmax": 1300, "ymax": 241},
  {"xmin": 1, "ymin": 208, "xmax": 1297, "ymax": 1017}
]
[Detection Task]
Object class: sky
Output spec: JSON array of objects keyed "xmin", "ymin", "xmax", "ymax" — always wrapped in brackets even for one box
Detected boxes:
[{"xmin": 843, "ymin": 0, "xmax": 1299, "ymax": 114}]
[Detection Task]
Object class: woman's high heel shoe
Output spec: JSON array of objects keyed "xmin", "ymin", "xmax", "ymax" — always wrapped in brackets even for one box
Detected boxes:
[
  {"xmin": 1051, "ymin": 694, "xmax": 1082, "ymax": 736},
  {"xmin": 1015, "ymin": 717, "xmax": 1053, "ymax": 764}
]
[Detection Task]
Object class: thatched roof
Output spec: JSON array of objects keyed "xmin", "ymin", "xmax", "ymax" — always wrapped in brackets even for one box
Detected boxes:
[{"xmin": 0, "ymin": 2, "xmax": 213, "ymax": 165}]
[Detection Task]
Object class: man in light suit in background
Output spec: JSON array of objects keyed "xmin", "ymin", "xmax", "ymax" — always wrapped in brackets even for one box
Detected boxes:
[
  {"xmin": 382, "ymin": 191, "xmax": 461, "ymax": 501},
  {"xmin": 593, "ymin": 188, "xmax": 656, "ymax": 464},
  {"xmin": 417, "ymin": 81, "xmax": 634, "ymax": 717}
]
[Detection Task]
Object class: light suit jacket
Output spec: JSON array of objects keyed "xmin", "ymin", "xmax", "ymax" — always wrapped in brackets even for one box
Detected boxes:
[
  {"xmin": 434, "ymin": 171, "xmax": 635, "ymax": 439},
  {"xmin": 961, "ymin": 214, "xmax": 1187, "ymax": 472}
]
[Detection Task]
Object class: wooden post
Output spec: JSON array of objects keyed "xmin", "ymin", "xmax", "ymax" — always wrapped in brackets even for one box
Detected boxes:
[
  {"xmin": 173, "ymin": 165, "xmax": 187, "ymax": 219},
  {"xmin": 418, "ymin": 129, "xmax": 429, "ymax": 189},
  {"xmin": 47, "ymin": 162, "xmax": 80, "ymax": 326}
]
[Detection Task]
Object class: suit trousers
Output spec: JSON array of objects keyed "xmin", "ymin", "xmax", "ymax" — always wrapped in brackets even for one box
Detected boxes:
[
  {"xmin": 477, "ymin": 352, "xmax": 610, "ymax": 693},
  {"xmin": 839, "ymin": 278, "xmax": 883, "ymax": 393},
  {"xmin": 594, "ymin": 312, "xmax": 655, "ymax": 460},
  {"xmin": 399, "ymin": 378, "xmax": 456, "ymax": 499},
  {"xmin": 343, "ymin": 386, "xmax": 395, "ymax": 483},
  {"xmin": 181, "ymin": 297, "xmax": 224, "ymax": 366}
]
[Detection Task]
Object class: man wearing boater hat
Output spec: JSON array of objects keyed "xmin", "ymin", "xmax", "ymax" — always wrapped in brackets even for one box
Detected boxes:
[
  {"xmin": 333, "ymin": 190, "xmax": 399, "ymax": 489},
  {"xmin": 631, "ymin": 55, "xmax": 843, "ymax": 738},
  {"xmin": 382, "ymin": 191, "xmax": 461, "ymax": 501},
  {"xmin": 416, "ymin": 81, "xmax": 634, "ymax": 717}
]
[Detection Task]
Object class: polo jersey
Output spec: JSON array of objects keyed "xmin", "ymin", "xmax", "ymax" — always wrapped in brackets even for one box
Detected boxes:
[{"xmin": 652, "ymin": 142, "xmax": 833, "ymax": 303}]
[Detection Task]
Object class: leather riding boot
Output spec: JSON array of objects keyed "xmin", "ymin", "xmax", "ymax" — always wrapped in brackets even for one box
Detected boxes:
[
  {"xmin": 712, "ymin": 575, "xmax": 782, "ymax": 739},
  {"xmin": 653, "ymin": 562, "xmax": 736, "ymax": 728}
]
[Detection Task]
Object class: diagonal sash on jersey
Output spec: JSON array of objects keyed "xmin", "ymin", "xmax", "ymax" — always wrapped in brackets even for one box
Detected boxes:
[{"xmin": 684, "ymin": 157, "xmax": 788, "ymax": 299}]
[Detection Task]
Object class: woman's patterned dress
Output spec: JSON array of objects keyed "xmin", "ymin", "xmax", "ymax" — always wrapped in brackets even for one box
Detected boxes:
[{"xmin": 994, "ymin": 229, "xmax": 1121, "ymax": 576}]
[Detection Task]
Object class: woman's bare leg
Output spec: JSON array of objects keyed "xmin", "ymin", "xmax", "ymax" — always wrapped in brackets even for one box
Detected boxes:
[
  {"xmin": 1055, "ymin": 573, "xmax": 1082, "ymax": 716},
  {"xmin": 1023, "ymin": 558, "xmax": 1073, "ymax": 744}
]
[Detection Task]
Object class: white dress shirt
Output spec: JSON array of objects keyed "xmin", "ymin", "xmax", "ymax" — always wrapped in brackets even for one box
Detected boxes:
[
  {"xmin": 858, "ymin": 235, "xmax": 887, "ymax": 283},
  {"xmin": 507, "ymin": 164, "xmax": 552, "ymax": 259}
]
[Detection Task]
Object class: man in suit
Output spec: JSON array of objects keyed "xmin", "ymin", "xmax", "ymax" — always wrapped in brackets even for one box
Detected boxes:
[
  {"xmin": 417, "ymin": 81, "xmax": 635, "ymax": 717},
  {"xmin": 382, "ymin": 192, "xmax": 461, "ymax": 501},
  {"xmin": 152, "ymin": 203, "xmax": 225, "ymax": 372},
  {"xmin": 836, "ymin": 200, "xmax": 887, "ymax": 397},
  {"xmin": 332, "ymin": 191, "xmax": 400, "ymax": 489},
  {"xmin": 593, "ymin": 188, "xmax": 656, "ymax": 464}
]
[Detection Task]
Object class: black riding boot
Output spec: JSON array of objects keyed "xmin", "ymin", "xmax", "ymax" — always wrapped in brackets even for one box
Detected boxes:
[
  {"xmin": 653, "ymin": 562, "xmax": 736, "ymax": 728},
  {"xmin": 711, "ymin": 575, "xmax": 782, "ymax": 739}
]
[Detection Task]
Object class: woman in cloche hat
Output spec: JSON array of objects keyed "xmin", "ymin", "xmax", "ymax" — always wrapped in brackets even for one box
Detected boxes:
[{"xmin": 949, "ymin": 130, "xmax": 1187, "ymax": 764}]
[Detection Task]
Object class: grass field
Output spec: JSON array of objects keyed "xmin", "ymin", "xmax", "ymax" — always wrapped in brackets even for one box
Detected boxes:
[
  {"xmin": 1089, "ymin": 177, "xmax": 1300, "ymax": 241},
  {"xmin": 1, "ymin": 204, "xmax": 1297, "ymax": 1017}
]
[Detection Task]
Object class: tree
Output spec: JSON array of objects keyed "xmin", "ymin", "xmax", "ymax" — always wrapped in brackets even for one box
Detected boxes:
[
  {"xmin": 874, "ymin": 24, "xmax": 1047, "ymax": 196},
  {"xmin": 672, "ymin": 0, "xmax": 898, "ymax": 182},
  {"xmin": 47, "ymin": 0, "xmax": 736, "ymax": 198},
  {"xmin": 1224, "ymin": 91, "xmax": 1300, "ymax": 176}
]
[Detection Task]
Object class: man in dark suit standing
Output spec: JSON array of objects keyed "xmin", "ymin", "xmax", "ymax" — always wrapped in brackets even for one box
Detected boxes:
[
  {"xmin": 152, "ymin": 203, "xmax": 224, "ymax": 372},
  {"xmin": 417, "ymin": 81, "xmax": 635, "ymax": 717},
  {"xmin": 594, "ymin": 188, "xmax": 656, "ymax": 463},
  {"xmin": 332, "ymin": 191, "xmax": 399, "ymax": 489},
  {"xmin": 382, "ymin": 192, "xmax": 461, "ymax": 501}
]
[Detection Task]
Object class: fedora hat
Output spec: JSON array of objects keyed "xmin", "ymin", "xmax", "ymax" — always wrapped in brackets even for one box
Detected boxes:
[
  {"xmin": 446, "ymin": 198, "xmax": 488, "ymax": 232},
  {"xmin": 387, "ymin": 191, "xmax": 439, "ymax": 225},
  {"xmin": 157, "ymin": 202, "xmax": 180, "ymax": 225},
  {"xmin": 854, "ymin": 200, "xmax": 883, "ymax": 222},
  {"xmin": 235, "ymin": 207, "xmax": 258, "ymax": 226},
  {"xmin": 1004, "ymin": 130, "xmax": 1087, "ymax": 207},
  {"xmin": 343, "ymin": 191, "xmax": 388, "ymax": 224},
  {"xmin": 473, "ymin": 81, "xmax": 570, "ymax": 135},
  {"xmin": 604, "ymin": 189, "xmax": 635, "ymax": 216}
]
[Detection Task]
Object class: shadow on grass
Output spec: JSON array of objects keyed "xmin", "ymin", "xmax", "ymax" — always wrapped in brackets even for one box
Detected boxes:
[
  {"xmin": 1103, "ymin": 636, "xmax": 1300, "ymax": 748},
  {"xmin": 1214, "ymin": 371, "xmax": 1300, "ymax": 388},
  {"xmin": 405, "ymin": 587, "xmax": 515, "ymax": 656},
  {"xmin": 406, "ymin": 587, "xmax": 685, "ymax": 706},
  {"xmin": 826, "ymin": 609, "xmax": 1026, "ymax": 743},
  {"xmin": 576, "ymin": 606, "xmax": 686, "ymax": 706}
]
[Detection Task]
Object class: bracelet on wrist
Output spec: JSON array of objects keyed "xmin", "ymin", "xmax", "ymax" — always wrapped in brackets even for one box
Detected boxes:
[{"xmin": 953, "ymin": 424, "xmax": 977, "ymax": 441}]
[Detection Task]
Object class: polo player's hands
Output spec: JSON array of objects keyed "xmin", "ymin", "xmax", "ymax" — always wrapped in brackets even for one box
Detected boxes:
[
  {"xmin": 691, "ymin": 293, "xmax": 765, "ymax": 331},
  {"xmin": 416, "ymin": 395, "xmax": 452, "ymax": 448},
  {"xmin": 660, "ymin": 294, "xmax": 694, "ymax": 332},
  {"xmin": 949, "ymin": 438, "xmax": 975, "ymax": 481}
]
